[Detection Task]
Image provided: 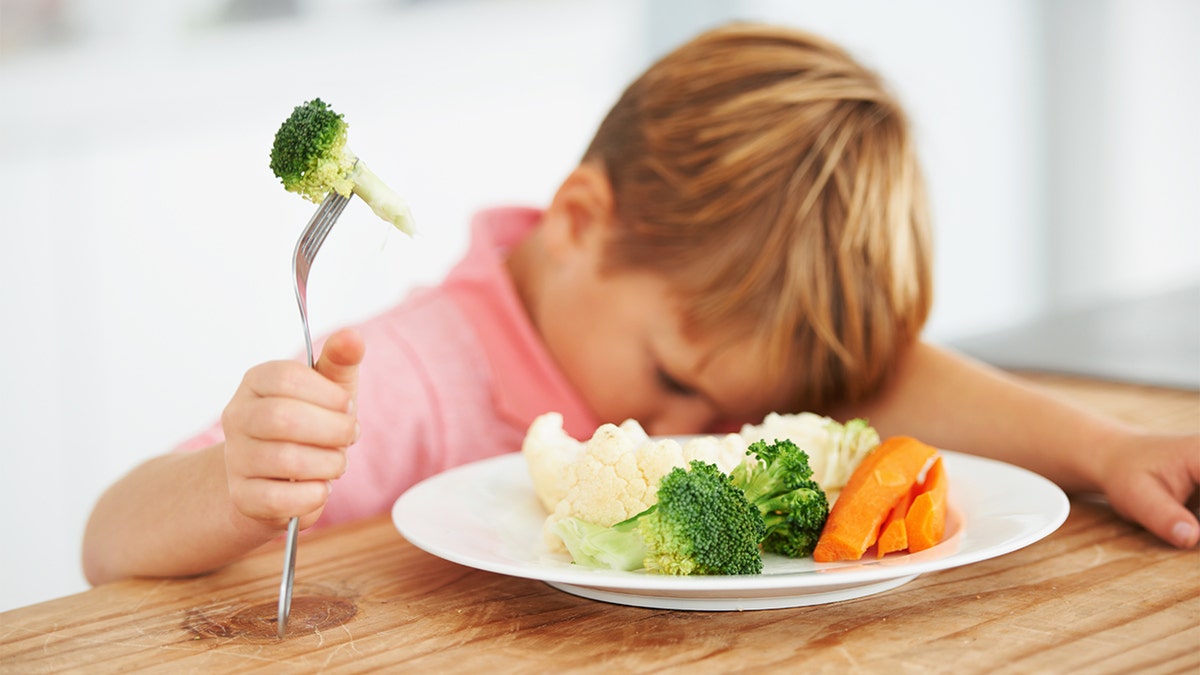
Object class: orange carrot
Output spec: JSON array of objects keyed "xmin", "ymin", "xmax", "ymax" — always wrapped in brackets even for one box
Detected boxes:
[
  {"xmin": 875, "ymin": 485, "xmax": 915, "ymax": 558},
  {"xmin": 813, "ymin": 436, "xmax": 938, "ymax": 562},
  {"xmin": 905, "ymin": 456, "xmax": 948, "ymax": 552}
]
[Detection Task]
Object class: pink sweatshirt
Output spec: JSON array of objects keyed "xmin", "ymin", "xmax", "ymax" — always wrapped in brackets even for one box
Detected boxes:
[{"xmin": 176, "ymin": 207, "xmax": 600, "ymax": 527}]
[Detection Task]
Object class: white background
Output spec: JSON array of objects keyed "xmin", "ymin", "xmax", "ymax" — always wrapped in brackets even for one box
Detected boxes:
[{"xmin": 1, "ymin": 0, "xmax": 1196, "ymax": 611}]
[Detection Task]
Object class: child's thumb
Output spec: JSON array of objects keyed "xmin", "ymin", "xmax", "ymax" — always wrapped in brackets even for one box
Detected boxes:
[{"xmin": 316, "ymin": 328, "xmax": 366, "ymax": 393}]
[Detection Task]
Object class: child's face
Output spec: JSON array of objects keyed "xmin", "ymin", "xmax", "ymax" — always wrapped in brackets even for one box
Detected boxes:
[{"xmin": 537, "ymin": 260, "xmax": 794, "ymax": 437}]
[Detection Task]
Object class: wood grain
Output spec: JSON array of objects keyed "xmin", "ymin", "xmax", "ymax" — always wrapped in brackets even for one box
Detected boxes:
[{"xmin": 2, "ymin": 375, "xmax": 1197, "ymax": 674}]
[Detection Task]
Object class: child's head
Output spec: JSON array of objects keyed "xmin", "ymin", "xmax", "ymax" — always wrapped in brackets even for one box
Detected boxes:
[{"xmin": 582, "ymin": 23, "xmax": 933, "ymax": 412}]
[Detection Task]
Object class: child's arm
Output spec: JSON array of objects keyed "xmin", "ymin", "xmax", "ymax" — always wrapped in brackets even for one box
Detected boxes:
[
  {"xmin": 82, "ymin": 329, "xmax": 364, "ymax": 584},
  {"xmin": 836, "ymin": 341, "xmax": 1200, "ymax": 549},
  {"xmin": 82, "ymin": 442, "xmax": 277, "ymax": 583}
]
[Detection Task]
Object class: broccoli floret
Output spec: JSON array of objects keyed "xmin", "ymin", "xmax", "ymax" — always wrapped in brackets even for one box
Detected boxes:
[
  {"xmin": 730, "ymin": 439, "xmax": 830, "ymax": 558},
  {"xmin": 269, "ymin": 98, "xmax": 415, "ymax": 235},
  {"xmin": 555, "ymin": 460, "xmax": 766, "ymax": 575}
]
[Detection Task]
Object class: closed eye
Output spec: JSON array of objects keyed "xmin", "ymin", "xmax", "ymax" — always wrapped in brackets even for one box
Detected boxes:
[{"xmin": 656, "ymin": 367, "xmax": 696, "ymax": 397}]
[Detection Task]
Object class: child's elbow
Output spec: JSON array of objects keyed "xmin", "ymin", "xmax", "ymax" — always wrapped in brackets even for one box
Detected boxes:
[{"xmin": 81, "ymin": 524, "xmax": 118, "ymax": 587}]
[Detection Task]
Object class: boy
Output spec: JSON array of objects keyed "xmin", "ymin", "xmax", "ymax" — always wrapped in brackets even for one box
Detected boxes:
[{"xmin": 83, "ymin": 24, "xmax": 1198, "ymax": 584}]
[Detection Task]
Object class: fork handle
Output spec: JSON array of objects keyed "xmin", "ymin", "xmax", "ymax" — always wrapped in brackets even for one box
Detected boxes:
[
  {"xmin": 277, "ymin": 331, "xmax": 311, "ymax": 637},
  {"xmin": 277, "ymin": 516, "xmax": 300, "ymax": 637}
]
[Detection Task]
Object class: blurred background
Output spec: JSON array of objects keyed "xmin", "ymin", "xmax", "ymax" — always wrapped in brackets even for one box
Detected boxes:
[{"xmin": 1, "ymin": 0, "xmax": 1196, "ymax": 612}]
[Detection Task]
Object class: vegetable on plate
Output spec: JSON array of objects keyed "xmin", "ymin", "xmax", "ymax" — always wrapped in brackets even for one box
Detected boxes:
[
  {"xmin": 523, "ymin": 412, "xmax": 957, "ymax": 574},
  {"xmin": 523, "ymin": 413, "xmax": 749, "ymax": 554},
  {"xmin": 550, "ymin": 438, "xmax": 832, "ymax": 575},
  {"xmin": 812, "ymin": 436, "xmax": 939, "ymax": 562},
  {"xmin": 730, "ymin": 439, "xmax": 830, "ymax": 558},
  {"xmin": 554, "ymin": 460, "xmax": 767, "ymax": 575},
  {"xmin": 875, "ymin": 484, "xmax": 915, "ymax": 558},
  {"xmin": 904, "ymin": 455, "xmax": 948, "ymax": 552}
]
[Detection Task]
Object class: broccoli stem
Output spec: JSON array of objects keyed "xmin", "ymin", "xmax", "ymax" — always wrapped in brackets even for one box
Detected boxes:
[
  {"xmin": 348, "ymin": 159, "xmax": 416, "ymax": 236},
  {"xmin": 734, "ymin": 469, "xmax": 778, "ymax": 507},
  {"xmin": 554, "ymin": 517, "xmax": 650, "ymax": 572}
]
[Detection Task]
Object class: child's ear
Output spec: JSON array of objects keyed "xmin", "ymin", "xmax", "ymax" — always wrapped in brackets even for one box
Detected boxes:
[{"xmin": 543, "ymin": 162, "xmax": 615, "ymax": 257}]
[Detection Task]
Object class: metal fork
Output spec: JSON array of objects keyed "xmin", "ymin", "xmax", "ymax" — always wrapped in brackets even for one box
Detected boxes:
[{"xmin": 277, "ymin": 190, "xmax": 351, "ymax": 638}]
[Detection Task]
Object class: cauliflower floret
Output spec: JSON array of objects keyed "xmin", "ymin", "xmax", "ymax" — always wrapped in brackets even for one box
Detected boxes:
[
  {"xmin": 544, "ymin": 423, "xmax": 687, "ymax": 547},
  {"xmin": 740, "ymin": 412, "xmax": 880, "ymax": 496},
  {"xmin": 680, "ymin": 433, "xmax": 751, "ymax": 474},
  {"xmin": 616, "ymin": 418, "xmax": 651, "ymax": 444},
  {"xmin": 521, "ymin": 412, "xmax": 585, "ymax": 513},
  {"xmin": 523, "ymin": 416, "xmax": 752, "ymax": 519}
]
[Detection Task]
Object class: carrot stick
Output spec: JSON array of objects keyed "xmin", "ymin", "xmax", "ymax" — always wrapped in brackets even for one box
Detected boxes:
[
  {"xmin": 905, "ymin": 456, "xmax": 948, "ymax": 552},
  {"xmin": 813, "ymin": 436, "xmax": 938, "ymax": 562},
  {"xmin": 875, "ymin": 486, "xmax": 915, "ymax": 558}
]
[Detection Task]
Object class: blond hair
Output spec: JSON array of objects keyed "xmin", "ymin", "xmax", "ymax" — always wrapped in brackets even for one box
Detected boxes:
[{"xmin": 584, "ymin": 23, "xmax": 933, "ymax": 411}]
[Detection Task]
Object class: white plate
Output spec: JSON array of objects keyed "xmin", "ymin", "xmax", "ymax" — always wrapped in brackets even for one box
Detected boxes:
[{"xmin": 392, "ymin": 451, "xmax": 1068, "ymax": 611}]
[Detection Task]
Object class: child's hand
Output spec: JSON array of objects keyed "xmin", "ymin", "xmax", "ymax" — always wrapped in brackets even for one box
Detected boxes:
[
  {"xmin": 1098, "ymin": 432, "xmax": 1200, "ymax": 549},
  {"xmin": 220, "ymin": 328, "xmax": 365, "ymax": 530}
]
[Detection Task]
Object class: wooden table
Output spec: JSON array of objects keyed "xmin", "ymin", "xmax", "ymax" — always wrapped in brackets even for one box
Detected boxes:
[{"xmin": 2, "ymin": 374, "xmax": 1197, "ymax": 673}]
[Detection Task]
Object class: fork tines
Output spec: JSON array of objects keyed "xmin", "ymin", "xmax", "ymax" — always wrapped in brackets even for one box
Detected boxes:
[{"xmin": 300, "ymin": 192, "xmax": 351, "ymax": 262}]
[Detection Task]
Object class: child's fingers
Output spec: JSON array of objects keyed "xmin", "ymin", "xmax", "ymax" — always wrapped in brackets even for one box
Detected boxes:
[
  {"xmin": 1112, "ymin": 446, "xmax": 1200, "ymax": 549},
  {"xmin": 229, "ymin": 476, "xmax": 331, "ymax": 524},
  {"xmin": 230, "ymin": 396, "xmax": 358, "ymax": 449},
  {"xmin": 239, "ymin": 360, "xmax": 352, "ymax": 413},
  {"xmin": 229, "ymin": 439, "xmax": 348, "ymax": 483},
  {"xmin": 1128, "ymin": 485, "xmax": 1199, "ymax": 549}
]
